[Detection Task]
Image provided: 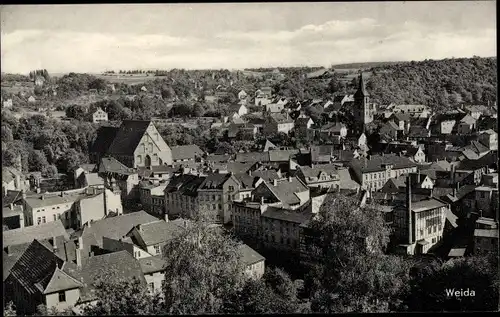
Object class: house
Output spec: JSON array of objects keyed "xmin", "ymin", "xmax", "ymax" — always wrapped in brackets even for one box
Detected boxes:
[
  {"xmin": 3, "ymin": 219, "xmax": 69, "ymax": 250},
  {"xmin": 229, "ymin": 104, "xmax": 248, "ymax": 118},
  {"xmin": 140, "ymin": 86, "xmax": 147, "ymax": 92},
  {"xmin": 381, "ymin": 143, "xmax": 426, "ymax": 163},
  {"xmin": 296, "ymin": 164, "xmax": 340, "ymax": 190},
  {"xmin": 3, "ymin": 98, "xmax": 13, "ymax": 108},
  {"xmin": 478, "ymin": 129, "xmax": 498, "ymax": 151},
  {"xmin": 238, "ymin": 244, "xmax": 266, "ymax": 279},
  {"xmin": 473, "ymin": 229, "xmax": 498, "ymax": 255},
  {"xmin": 2, "ymin": 166, "xmax": 28, "ymax": 195},
  {"xmin": 465, "ymin": 105, "xmax": 491, "ymax": 119},
  {"xmin": 264, "ymin": 103, "xmax": 285, "ymax": 113},
  {"xmin": 381, "ymin": 172, "xmax": 434, "ymax": 193},
  {"xmin": 170, "ymin": 144, "xmax": 204, "ymax": 165},
  {"xmin": 77, "ymin": 210, "xmax": 159, "ymax": 262},
  {"xmin": 457, "ymin": 114, "xmax": 477, "ymax": 134},
  {"xmin": 4, "ymin": 240, "xmax": 84, "ymax": 315},
  {"xmin": 264, "ymin": 113, "xmax": 295, "ymax": 135},
  {"xmin": 349, "ymin": 154, "xmax": 418, "ymax": 192},
  {"xmin": 255, "ymin": 95, "xmax": 272, "ymax": 107},
  {"xmin": 439, "ymin": 120, "xmax": 457, "ymax": 135},
  {"xmin": 263, "ymin": 139, "xmax": 278, "ymax": 152},
  {"xmin": 164, "ymin": 173, "xmax": 241, "ymax": 224},
  {"xmin": 139, "ymin": 182, "xmax": 167, "ymax": 216},
  {"xmin": 256, "ymin": 87, "xmax": 272, "ymax": 98},
  {"xmin": 22, "ymin": 187, "xmax": 123, "ymax": 229},
  {"xmin": 392, "ymin": 104, "xmax": 430, "ymax": 118},
  {"xmin": 123, "ymin": 219, "xmax": 185, "ymax": 258},
  {"xmin": 3, "ymin": 203, "xmax": 25, "ymax": 230},
  {"xmin": 34, "ymin": 76, "xmax": 46, "ymax": 86},
  {"xmin": 92, "ymin": 108, "xmax": 108, "ymax": 124},
  {"xmin": 314, "ymin": 122, "xmax": 347, "ymax": 139},
  {"xmin": 28, "ymin": 96, "xmax": 36, "ymax": 103},
  {"xmin": 97, "ymin": 157, "xmax": 140, "ymax": 201},
  {"xmin": 294, "ymin": 117, "xmax": 314, "ymax": 137},
  {"xmin": 75, "ymin": 173, "xmax": 105, "ymax": 189},
  {"xmin": 90, "ymin": 120, "xmax": 173, "ymax": 168},
  {"xmin": 238, "ymin": 90, "xmax": 248, "ymax": 100}
]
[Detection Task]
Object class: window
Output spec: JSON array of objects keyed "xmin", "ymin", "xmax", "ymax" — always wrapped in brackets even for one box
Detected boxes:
[
  {"xmin": 428, "ymin": 227, "xmax": 432, "ymax": 234},
  {"xmin": 37, "ymin": 217, "xmax": 41, "ymax": 225},
  {"xmin": 42, "ymin": 216, "xmax": 46, "ymax": 223},
  {"xmin": 58, "ymin": 291, "xmax": 66, "ymax": 303},
  {"xmin": 480, "ymin": 192, "xmax": 485, "ymax": 198},
  {"xmin": 149, "ymin": 282, "xmax": 155, "ymax": 293},
  {"xmin": 137, "ymin": 155, "xmax": 142, "ymax": 164},
  {"xmin": 228, "ymin": 185, "xmax": 234, "ymax": 192},
  {"xmin": 53, "ymin": 214, "xmax": 57, "ymax": 221},
  {"xmin": 135, "ymin": 251, "xmax": 141, "ymax": 258},
  {"xmin": 154, "ymin": 245, "xmax": 161, "ymax": 254}
]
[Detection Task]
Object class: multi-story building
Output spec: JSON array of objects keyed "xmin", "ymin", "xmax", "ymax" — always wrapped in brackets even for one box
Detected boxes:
[
  {"xmin": 473, "ymin": 228, "xmax": 499, "ymax": 255},
  {"xmin": 478, "ymin": 129, "xmax": 498, "ymax": 151},
  {"xmin": 296, "ymin": 164, "xmax": 340, "ymax": 190},
  {"xmin": 98, "ymin": 157, "xmax": 140, "ymax": 201},
  {"xmin": 393, "ymin": 178, "xmax": 450, "ymax": 255},
  {"xmin": 164, "ymin": 174, "xmax": 204, "ymax": 220},
  {"xmin": 22, "ymin": 187, "xmax": 123, "ymax": 229},
  {"xmin": 90, "ymin": 120, "xmax": 173, "ymax": 168},
  {"xmin": 139, "ymin": 180, "xmax": 167, "ymax": 216},
  {"xmin": 349, "ymin": 154, "xmax": 418, "ymax": 192},
  {"xmin": 264, "ymin": 113, "xmax": 295, "ymax": 135}
]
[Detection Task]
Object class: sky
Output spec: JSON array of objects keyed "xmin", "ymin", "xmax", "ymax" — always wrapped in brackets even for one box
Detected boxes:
[{"xmin": 0, "ymin": 2, "xmax": 496, "ymax": 74}]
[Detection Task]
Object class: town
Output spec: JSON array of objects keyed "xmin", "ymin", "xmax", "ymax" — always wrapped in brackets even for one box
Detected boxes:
[{"xmin": 2, "ymin": 3, "xmax": 499, "ymax": 315}]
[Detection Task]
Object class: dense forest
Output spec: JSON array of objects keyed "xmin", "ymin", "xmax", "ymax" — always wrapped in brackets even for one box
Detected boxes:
[{"xmin": 367, "ymin": 57, "xmax": 497, "ymax": 110}]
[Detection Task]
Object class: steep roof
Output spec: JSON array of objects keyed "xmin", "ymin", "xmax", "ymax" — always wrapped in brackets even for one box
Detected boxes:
[
  {"xmin": 164, "ymin": 174, "xmax": 205, "ymax": 197},
  {"xmin": 268, "ymin": 113, "xmax": 294, "ymax": 124},
  {"xmin": 90, "ymin": 126, "xmax": 119, "ymax": 154},
  {"xmin": 235, "ymin": 151, "xmax": 270, "ymax": 163},
  {"xmin": 251, "ymin": 170, "xmax": 280, "ymax": 183},
  {"xmin": 171, "ymin": 144, "xmax": 203, "ymax": 161},
  {"xmin": 84, "ymin": 173, "xmax": 105, "ymax": 186},
  {"xmin": 299, "ymin": 164, "xmax": 339, "ymax": 179},
  {"xmin": 38, "ymin": 265, "xmax": 84, "ymax": 294},
  {"xmin": 237, "ymin": 244, "xmax": 265, "ymax": 266},
  {"xmin": 82, "ymin": 211, "xmax": 159, "ymax": 248},
  {"xmin": 8, "ymin": 239, "xmax": 65, "ymax": 295},
  {"xmin": 350, "ymin": 154, "xmax": 417, "ymax": 174},
  {"xmin": 411, "ymin": 198, "xmax": 448, "ymax": 212},
  {"xmin": 3, "ymin": 220, "xmax": 69, "ymax": 247},
  {"xmin": 337, "ymin": 168, "xmax": 361, "ymax": 189},
  {"xmin": 107, "ymin": 120, "xmax": 151, "ymax": 155},
  {"xmin": 263, "ymin": 139, "xmax": 278, "ymax": 152},
  {"xmin": 354, "ymin": 73, "xmax": 368, "ymax": 98},
  {"xmin": 132, "ymin": 220, "xmax": 185, "ymax": 246}
]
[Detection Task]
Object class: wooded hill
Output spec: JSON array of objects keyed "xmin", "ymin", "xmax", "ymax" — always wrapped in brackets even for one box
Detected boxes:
[{"xmin": 365, "ymin": 56, "xmax": 497, "ymax": 111}]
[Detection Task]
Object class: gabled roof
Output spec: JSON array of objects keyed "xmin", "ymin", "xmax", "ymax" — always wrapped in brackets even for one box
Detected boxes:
[
  {"xmin": 263, "ymin": 139, "xmax": 278, "ymax": 152},
  {"xmin": 84, "ymin": 173, "xmax": 105, "ymax": 186},
  {"xmin": 199, "ymin": 173, "xmax": 233, "ymax": 190},
  {"xmin": 107, "ymin": 120, "xmax": 151, "ymax": 155},
  {"xmin": 90, "ymin": 126, "xmax": 119, "ymax": 154},
  {"xmin": 38, "ymin": 265, "xmax": 84, "ymax": 294},
  {"xmin": 131, "ymin": 220, "xmax": 185, "ymax": 246},
  {"xmin": 264, "ymin": 177, "xmax": 309, "ymax": 206},
  {"xmin": 269, "ymin": 149, "xmax": 299, "ymax": 162},
  {"xmin": 337, "ymin": 168, "xmax": 361, "ymax": 189},
  {"xmin": 233, "ymin": 173, "xmax": 258, "ymax": 189},
  {"xmin": 82, "ymin": 211, "xmax": 159, "ymax": 248},
  {"xmin": 205, "ymin": 154, "xmax": 232, "ymax": 163},
  {"xmin": 80, "ymin": 250, "xmax": 146, "ymax": 286},
  {"xmin": 237, "ymin": 244, "xmax": 265, "ymax": 266},
  {"xmin": 171, "ymin": 144, "xmax": 203, "ymax": 161},
  {"xmin": 299, "ymin": 164, "xmax": 339, "ymax": 179},
  {"xmin": 164, "ymin": 174, "xmax": 205, "ymax": 197},
  {"xmin": 3, "ymin": 220, "xmax": 69, "ymax": 248},
  {"xmin": 319, "ymin": 122, "xmax": 346, "ymax": 132},
  {"xmin": 8, "ymin": 239, "xmax": 65, "ymax": 295},
  {"xmin": 261, "ymin": 206, "xmax": 313, "ymax": 224},
  {"xmin": 349, "ymin": 154, "xmax": 417, "ymax": 174},
  {"xmin": 268, "ymin": 113, "xmax": 294, "ymax": 124}
]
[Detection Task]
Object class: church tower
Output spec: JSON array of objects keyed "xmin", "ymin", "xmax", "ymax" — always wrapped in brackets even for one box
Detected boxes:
[{"xmin": 353, "ymin": 73, "xmax": 373, "ymax": 133}]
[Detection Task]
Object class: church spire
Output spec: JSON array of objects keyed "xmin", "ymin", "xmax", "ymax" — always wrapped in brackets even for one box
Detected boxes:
[{"xmin": 354, "ymin": 72, "xmax": 368, "ymax": 98}]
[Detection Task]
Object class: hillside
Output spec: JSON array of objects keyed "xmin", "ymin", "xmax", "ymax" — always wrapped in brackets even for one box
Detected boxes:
[
  {"xmin": 332, "ymin": 61, "xmax": 403, "ymax": 70},
  {"xmin": 366, "ymin": 56, "xmax": 497, "ymax": 110}
]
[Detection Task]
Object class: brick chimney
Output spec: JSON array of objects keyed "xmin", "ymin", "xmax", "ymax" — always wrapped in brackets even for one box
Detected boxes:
[{"xmin": 76, "ymin": 236, "xmax": 83, "ymax": 268}]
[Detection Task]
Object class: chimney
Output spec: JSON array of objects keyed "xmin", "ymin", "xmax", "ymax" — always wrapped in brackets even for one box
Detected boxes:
[
  {"xmin": 288, "ymin": 176, "xmax": 293, "ymax": 182},
  {"xmin": 9, "ymin": 203, "xmax": 13, "ymax": 210},
  {"xmin": 273, "ymin": 179, "xmax": 278, "ymax": 186},
  {"xmin": 60, "ymin": 191, "xmax": 64, "ymax": 197},
  {"xmin": 406, "ymin": 175, "xmax": 413, "ymax": 245},
  {"xmin": 247, "ymin": 170, "xmax": 252, "ymax": 176},
  {"xmin": 76, "ymin": 236, "xmax": 83, "ymax": 268},
  {"xmin": 41, "ymin": 195, "xmax": 45, "ymax": 200},
  {"xmin": 52, "ymin": 236, "xmax": 58, "ymax": 253},
  {"xmin": 261, "ymin": 196, "xmax": 264, "ymax": 204},
  {"xmin": 36, "ymin": 187, "xmax": 41, "ymax": 194},
  {"xmin": 21, "ymin": 189, "xmax": 26, "ymax": 199}
]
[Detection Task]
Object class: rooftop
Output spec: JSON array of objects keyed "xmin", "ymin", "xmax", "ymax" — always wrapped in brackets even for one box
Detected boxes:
[{"xmin": 3, "ymin": 220, "xmax": 69, "ymax": 247}]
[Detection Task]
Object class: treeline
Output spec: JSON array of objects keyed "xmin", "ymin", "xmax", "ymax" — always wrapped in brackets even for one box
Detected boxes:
[
  {"xmin": 1, "ymin": 111, "xmax": 97, "ymax": 177},
  {"xmin": 28, "ymin": 69, "xmax": 50, "ymax": 81},
  {"xmin": 367, "ymin": 56, "xmax": 497, "ymax": 111}
]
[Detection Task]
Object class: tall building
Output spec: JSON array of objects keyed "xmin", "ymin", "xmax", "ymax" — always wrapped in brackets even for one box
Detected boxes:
[{"xmin": 353, "ymin": 73, "xmax": 375, "ymax": 134}]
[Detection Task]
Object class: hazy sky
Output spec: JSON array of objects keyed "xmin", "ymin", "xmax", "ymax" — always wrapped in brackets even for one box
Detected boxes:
[{"xmin": 0, "ymin": 2, "xmax": 496, "ymax": 74}]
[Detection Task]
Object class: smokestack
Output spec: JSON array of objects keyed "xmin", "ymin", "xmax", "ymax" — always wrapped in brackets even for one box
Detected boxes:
[{"xmin": 406, "ymin": 175, "xmax": 413, "ymax": 245}]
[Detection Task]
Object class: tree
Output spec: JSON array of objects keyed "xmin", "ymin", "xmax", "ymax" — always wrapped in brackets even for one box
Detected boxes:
[
  {"xmin": 4, "ymin": 301, "xmax": 17, "ymax": 316},
  {"xmin": 28, "ymin": 149, "xmax": 51, "ymax": 175},
  {"xmin": 161, "ymin": 218, "xmax": 247, "ymax": 314},
  {"xmin": 82, "ymin": 278, "xmax": 165, "ymax": 315}
]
